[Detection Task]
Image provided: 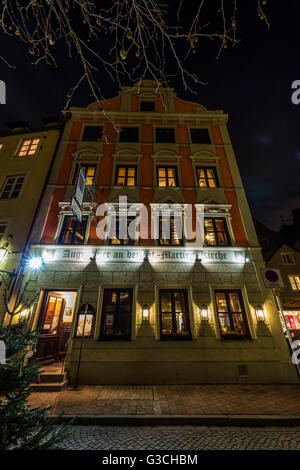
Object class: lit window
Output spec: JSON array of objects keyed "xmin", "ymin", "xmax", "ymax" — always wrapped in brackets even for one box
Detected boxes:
[
  {"xmin": 289, "ymin": 275, "xmax": 300, "ymax": 291},
  {"xmin": 196, "ymin": 167, "xmax": 218, "ymax": 188},
  {"xmin": 82, "ymin": 126, "xmax": 103, "ymax": 141},
  {"xmin": 17, "ymin": 138, "xmax": 40, "ymax": 157},
  {"xmin": 73, "ymin": 164, "xmax": 96, "ymax": 186},
  {"xmin": 157, "ymin": 167, "xmax": 177, "ymax": 187},
  {"xmin": 215, "ymin": 290, "xmax": 250, "ymax": 338},
  {"xmin": 109, "ymin": 215, "xmax": 136, "ymax": 245},
  {"xmin": 159, "ymin": 290, "xmax": 191, "ymax": 339},
  {"xmin": 204, "ymin": 217, "xmax": 230, "ymax": 246},
  {"xmin": 100, "ymin": 288, "xmax": 133, "ymax": 340},
  {"xmin": 119, "ymin": 127, "xmax": 139, "ymax": 142},
  {"xmin": 0, "ymin": 143, "xmax": 3, "ymax": 151},
  {"xmin": 115, "ymin": 166, "xmax": 136, "ymax": 186},
  {"xmin": 283, "ymin": 311, "xmax": 300, "ymax": 335},
  {"xmin": 0, "ymin": 175, "xmax": 25, "ymax": 199},
  {"xmin": 41, "ymin": 295, "xmax": 64, "ymax": 335},
  {"xmin": 159, "ymin": 215, "xmax": 183, "ymax": 246},
  {"xmin": 281, "ymin": 252, "xmax": 295, "ymax": 265},
  {"xmin": 156, "ymin": 128, "xmax": 175, "ymax": 143},
  {"xmin": 0, "ymin": 223, "xmax": 6, "ymax": 242},
  {"xmin": 190, "ymin": 128, "xmax": 210, "ymax": 144},
  {"xmin": 58, "ymin": 216, "xmax": 88, "ymax": 244}
]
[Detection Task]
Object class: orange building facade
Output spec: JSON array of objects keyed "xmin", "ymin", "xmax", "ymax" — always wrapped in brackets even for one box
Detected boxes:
[{"xmin": 25, "ymin": 80, "xmax": 298, "ymax": 384}]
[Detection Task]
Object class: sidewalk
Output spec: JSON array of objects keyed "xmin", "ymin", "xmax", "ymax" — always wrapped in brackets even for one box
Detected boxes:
[{"xmin": 28, "ymin": 384, "xmax": 300, "ymax": 425}]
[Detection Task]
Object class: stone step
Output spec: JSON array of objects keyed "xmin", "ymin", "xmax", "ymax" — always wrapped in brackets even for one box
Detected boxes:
[
  {"xmin": 30, "ymin": 380, "xmax": 68, "ymax": 392},
  {"xmin": 40, "ymin": 372, "xmax": 67, "ymax": 383}
]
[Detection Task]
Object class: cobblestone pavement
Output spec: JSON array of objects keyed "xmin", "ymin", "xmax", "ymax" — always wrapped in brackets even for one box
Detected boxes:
[
  {"xmin": 28, "ymin": 384, "xmax": 300, "ymax": 416},
  {"xmin": 60, "ymin": 425, "xmax": 300, "ymax": 450}
]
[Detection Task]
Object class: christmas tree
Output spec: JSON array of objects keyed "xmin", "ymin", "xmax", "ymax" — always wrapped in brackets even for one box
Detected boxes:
[{"xmin": 0, "ymin": 283, "xmax": 73, "ymax": 450}]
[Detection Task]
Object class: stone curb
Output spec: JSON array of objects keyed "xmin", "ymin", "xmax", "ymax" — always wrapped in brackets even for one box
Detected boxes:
[{"xmin": 52, "ymin": 414, "xmax": 300, "ymax": 427}]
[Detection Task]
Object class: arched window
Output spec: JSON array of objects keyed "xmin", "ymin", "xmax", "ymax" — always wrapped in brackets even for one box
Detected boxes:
[{"xmin": 75, "ymin": 303, "xmax": 95, "ymax": 338}]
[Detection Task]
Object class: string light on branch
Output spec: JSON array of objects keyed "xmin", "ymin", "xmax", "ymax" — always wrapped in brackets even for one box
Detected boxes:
[{"xmin": 0, "ymin": 0, "xmax": 270, "ymax": 106}]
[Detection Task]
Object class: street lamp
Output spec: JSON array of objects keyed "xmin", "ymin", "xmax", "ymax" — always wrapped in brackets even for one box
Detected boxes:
[{"xmin": 28, "ymin": 256, "xmax": 44, "ymax": 270}]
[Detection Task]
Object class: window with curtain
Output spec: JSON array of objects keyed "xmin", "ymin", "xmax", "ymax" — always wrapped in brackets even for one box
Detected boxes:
[
  {"xmin": 157, "ymin": 167, "xmax": 178, "ymax": 187},
  {"xmin": 159, "ymin": 215, "xmax": 183, "ymax": 246},
  {"xmin": 115, "ymin": 166, "xmax": 137, "ymax": 186},
  {"xmin": 204, "ymin": 217, "xmax": 230, "ymax": 246},
  {"xmin": 100, "ymin": 289, "xmax": 132, "ymax": 340},
  {"xmin": 73, "ymin": 164, "xmax": 96, "ymax": 186},
  {"xmin": 109, "ymin": 215, "xmax": 137, "ymax": 245},
  {"xmin": 58, "ymin": 216, "xmax": 88, "ymax": 244},
  {"xmin": 159, "ymin": 290, "xmax": 191, "ymax": 339},
  {"xmin": 215, "ymin": 290, "xmax": 250, "ymax": 338},
  {"xmin": 196, "ymin": 167, "xmax": 218, "ymax": 188}
]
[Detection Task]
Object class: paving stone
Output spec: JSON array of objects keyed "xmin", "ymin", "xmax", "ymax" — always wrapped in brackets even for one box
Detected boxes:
[
  {"xmin": 27, "ymin": 383, "xmax": 300, "ymax": 417},
  {"xmin": 59, "ymin": 425, "xmax": 300, "ymax": 450}
]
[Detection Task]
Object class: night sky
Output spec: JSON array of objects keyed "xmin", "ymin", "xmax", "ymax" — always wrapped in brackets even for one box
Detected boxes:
[{"xmin": 0, "ymin": 1, "xmax": 299, "ymax": 231}]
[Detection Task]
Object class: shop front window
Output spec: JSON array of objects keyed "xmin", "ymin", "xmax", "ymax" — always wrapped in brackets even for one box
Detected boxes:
[
  {"xmin": 159, "ymin": 290, "xmax": 191, "ymax": 339},
  {"xmin": 76, "ymin": 303, "xmax": 95, "ymax": 338},
  {"xmin": 100, "ymin": 289, "xmax": 132, "ymax": 340},
  {"xmin": 284, "ymin": 311, "xmax": 300, "ymax": 340},
  {"xmin": 215, "ymin": 290, "xmax": 250, "ymax": 339}
]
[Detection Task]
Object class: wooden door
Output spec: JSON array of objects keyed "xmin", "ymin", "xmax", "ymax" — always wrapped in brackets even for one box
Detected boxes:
[{"xmin": 35, "ymin": 293, "xmax": 66, "ymax": 364}]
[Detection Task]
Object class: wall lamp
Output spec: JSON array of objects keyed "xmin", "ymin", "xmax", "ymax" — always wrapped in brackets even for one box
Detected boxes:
[
  {"xmin": 255, "ymin": 305, "xmax": 267, "ymax": 322},
  {"xmin": 200, "ymin": 304, "xmax": 209, "ymax": 321},
  {"xmin": 142, "ymin": 304, "xmax": 150, "ymax": 323}
]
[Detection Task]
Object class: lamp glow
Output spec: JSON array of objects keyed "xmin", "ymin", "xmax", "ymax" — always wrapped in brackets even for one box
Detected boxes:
[
  {"xmin": 200, "ymin": 304, "xmax": 209, "ymax": 320},
  {"xmin": 29, "ymin": 257, "xmax": 43, "ymax": 270},
  {"xmin": 255, "ymin": 305, "xmax": 266, "ymax": 322},
  {"xmin": 142, "ymin": 304, "xmax": 150, "ymax": 323}
]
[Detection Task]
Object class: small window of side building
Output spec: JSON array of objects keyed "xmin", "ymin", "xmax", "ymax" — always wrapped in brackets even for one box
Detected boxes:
[
  {"xmin": 0, "ymin": 175, "xmax": 25, "ymax": 199},
  {"xmin": 281, "ymin": 252, "xmax": 295, "ymax": 265}
]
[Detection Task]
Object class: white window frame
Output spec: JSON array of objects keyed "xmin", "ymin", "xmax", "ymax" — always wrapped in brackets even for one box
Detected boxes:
[
  {"xmin": 0, "ymin": 174, "xmax": 26, "ymax": 199},
  {"xmin": 16, "ymin": 136, "xmax": 41, "ymax": 158},
  {"xmin": 281, "ymin": 252, "xmax": 295, "ymax": 265},
  {"xmin": 54, "ymin": 203, "xmax": 93, "ymax": 245},
  {"xmin": 289, "ymin": 275, "xmax": 300, "ymax": 291}
]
